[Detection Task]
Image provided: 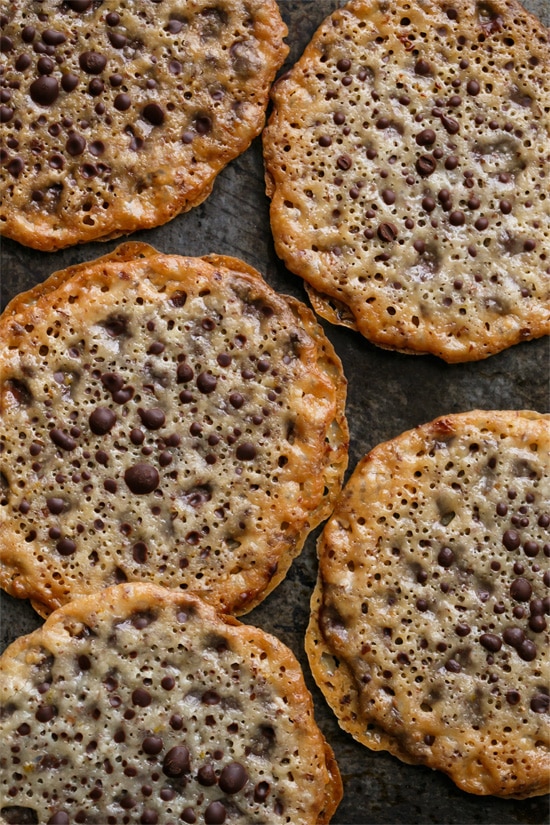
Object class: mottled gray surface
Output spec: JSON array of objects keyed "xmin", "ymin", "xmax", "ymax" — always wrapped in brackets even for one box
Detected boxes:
[{"xmin": 1, "ymin": 1, "xmax": 549, "ymax": 823}]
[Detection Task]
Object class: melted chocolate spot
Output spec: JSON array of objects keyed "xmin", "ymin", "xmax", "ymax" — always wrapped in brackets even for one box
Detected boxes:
[{"xmin": 124, "ymin": 464, "xmax": 160, "ymax": 494}]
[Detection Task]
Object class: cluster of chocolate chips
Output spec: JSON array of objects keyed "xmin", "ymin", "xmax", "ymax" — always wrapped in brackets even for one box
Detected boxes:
[
  {"xmin": 320, "ymin": 48, "xmax": 539, "ymax": 262},
  {"xmin": 409, "ymin": 476, "xmax": 549, "ymax": 718}
]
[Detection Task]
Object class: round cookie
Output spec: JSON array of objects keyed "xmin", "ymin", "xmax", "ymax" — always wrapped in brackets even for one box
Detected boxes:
[
  {"xmin": 0, "ymin": 582, "xmax": 343, "ymax": 824},
  {"xmin": 0, "ymin": 243, "xmax": 348, "ymax": 617},
  {"xmin": 306, "ymin": 410, "xmax": 550, "ymax": 798},
  {"xmin": 0, "ymin": 0, "xmax": 287, "ymax": 250},
  {"xmin": 263, "ymin": 0, "xmax": 550, "ymax": 362}
]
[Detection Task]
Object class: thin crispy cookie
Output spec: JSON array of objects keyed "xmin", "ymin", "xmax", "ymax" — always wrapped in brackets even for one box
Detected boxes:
[
  {"xmin": 307, "ymin": 410, "xmax": 550, "ymax": 798},
  {"xmin": 0, "ymin": 244, "xmax": 348, "ymax": 617},
  {"xmin": 263, "ymin": 0, "xmax": 550, "ymax": 362},
  {"xmin": 0, "ymin": 0, "xmax": 287, "ymax": 250},
  {"xmin": 0, "ymin": 582, "xmax": 343, "ymax": 824}
]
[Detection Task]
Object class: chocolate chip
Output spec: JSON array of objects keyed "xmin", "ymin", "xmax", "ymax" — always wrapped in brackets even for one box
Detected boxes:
[
  {"xmin": 437, "ymin": 546, "xmax": 454, "ymax": 567},
  {"xmin": 138, "ymin": 408, "xmax": 165, "ymax": 430},
  {"xmin": 61, "ymin": 72, "xmax": 79, "ymax": 92},
  {"xmin": 236, "ymin": 442, "xmax": 256, "ymax": 461},
  {"xmin": 131, "ymin": 688, "xmax": 151, "ymax": 707},
  {"xmin": 50, "ymin": 428, "xmax": 77, "ymax": 451},
  {"xmin": 440, "ymin": 114, "xmax": 460, "ymax": 134},
  {"xmin": 197, "ymin": 764, "xmax": 217, "ymax": 786},
  {"xmin": 455, "ymin": 622, "xmax": 471, "ymax": 637},
  {"xmin": 140, "ymin": 811, "xmax": 159, "ymax": 825},
  {"xmin": 202, "ymin": 689, "xmax": 221, "ymax": 705},
  {"xmin": 416, "ymin": 155, "xmax": 436, "ymax": 176},
  {"xmin": 319, "ymin": 135, "xmax": 332, "ymax": 147},
  {"xmin": 219, "ymin": 762, "xmax": 248, "ymax": 794},
  {"xmin": 337, "ymin": 154, "xmax": 352, "ymax": 170},
  {"xmin": 449, "ymin": 210, "xmax": 465, "ymax": 226},
  {"xmin": 90, "ymin": 406, "xmax": 117, "ymax": 435},
  {"xmin": 479, "ymin": 633, "xmax": 502, "ymax": 652},
  {"xmin": 196, "ymin": 372, "xmax": 217, "ymax": 394},
  {"xmin": 181, "ymin": 809, "xmax": 197, "ymax": 824},
  {"xmin": 142, "ymin": 735, "xmax": 163, "ymax": 755},
  {"xmin": 381, "ymin": 188, "xmax": 396, "ymax": 205},
  {"xmin": 56, "ymin": 538, "xmax": 76, "ymax": 556},
  {"xmin": 79, "ymin": 51, "xmax": 107, "ymax": 74},
  {"xmin": 414, "ymin": 59, "xmax": 431, "ymax": 75},
  {"xmin": 510, "ymin": 577, "xmax": 532, "ymax": 602},
  {"xmin": 204, "ymin": 801, "xmax": 226, "ymax": 825},
  {"xmin": 416, "ymin": 129, "xmax": 436, "ymax": 146},
  {"xmin": 124, "ymin": 464, "xmax": 160, "ymax": 494},
  {"xmin": 502, "ymin": 626, "xmax": 525, "ymax": 648},
  {"xmin": 160, "ymin": 745, "xmax": 190, "ymax": 777},
  {"xmin": 421, "ymin": 196, "xmax": 436, "ymax": 212},
  {"xmin": 517, "ymin": 639, "xmax": 537, "ymax": 661},
  {"xmin": 66, "ymin": 0, "xmax": 92, "ymax": 9},
  {"xmin": 88, "ymin": 77, "xmax": 104, "ymax": 96},
  {"xmin": 336, "ymin": 58, "xmax": 351, "ymax": 72},
  {"xmin": 466, "ymin": 79, "xmax": 480, "ymax": 95},
  {"xmin": 108, "ymin": 31, "xmax": 127, "ymax": 49},
  {"xmin": 177, "ymin": 362, "xmax": 194, "ymax": 383},
  {"xmin": 474, "ymin": 216, "xmax": 489, "ymax": 231},
  {"xmin": 42, "ymin": 29, "xmax": 67, "ymax": 46},
  {"xmin": 229, "ymin": 392, "xmax": 245, "ymax": 409},
  {"xmin": 36, "ymin": 704, "xmax": 57, "ymax": 722},
  {"xmin": 377, "ymin": 222, "xmax": 397, "ymax": 242},
  {"xmin": 30, "ymin": 76, "xmax": 59, "ymax": 106},
  {"xmin": 254, "ymin": 781, "xmax": 270, "ymax": 803},
  {"xmin": 142, "ymin": 103, "xmax": 165, "ymax": 126},
  {"xmin": 66, "ymin": 133, "xmax": 86, "ymax": 156},
  {"xmin": 46, "ymin": 497, "xmax": 65, "ymax": 515},
  {"xmin": 37, "ymin": 56, "xmax": 55, "ymax": 75},
  {"xmin": 0, "ymin": 36, "xmax": 13, "ymax": 52}
]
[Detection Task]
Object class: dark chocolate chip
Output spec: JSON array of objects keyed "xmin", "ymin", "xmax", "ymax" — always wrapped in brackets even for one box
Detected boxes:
[
  {"xmin": 66, "ymin": 0, "xmax": 92, "ymax": 10},
  {"xmin": 466, "ymin": 79, "xmax": 480, "ymax": 95},
  {"xmin": 449, "ymin": 210, "xmax": 465, "ymax": 226},
  {"xmin": 416, "ymin": 155, "xmax": 436, "ymax": 176},
  {"xmin": 517, "ymin": 639, "xmax": 537, "ymax": 661},
  {"xmin": 437, "ymin": 547, "xmax": 455, "ymax": 567},
  {"xmin": 36, "ymin": 704, "xmax": 57, "ymax": 722},
  {"xmin": 138, "ymin": 408, "xmax": 165, "ymax": 430},
  {"xmin": 79, "ymin": 51, "xmax": 107, "ymax": 74},
  {"xmin": 142, "ymin": 735, "xmax": 163, "ymax": 755},
  {"xmin": 61, "ymin": 72, "xmax": 79, "ymax": 92},
  {"xmin": 163, "ymin": 745, "xmax": 191, "ymax": 777},
  {"xmin": 414, "ymin": 59, "xmax": 431, "ymax": 75},
  {"xmin": 131, "ymin": 688, "xmax": 151, "ymax": 707},
  {"xmin": 66, "ymin": 133, "xmax": 86, "ymax": 156},
  {"xmin": 416, "ymin": 129, "xmax": 436, "ymax": 146},
  {"xmin": 502, "ymin": 626, "xmax": 525, "ymax": 648},
  {"xmin": 50, "ymin": 429, "xmax": 77, "ymax": 451},
  {"xmin": 479, "ymin": 633, "xmax": 502, "ymax": 652},
  {"xmin": 236, "ymin": 442, "xmax": 256, "ymax": 461},
  {"xmin": 37, "ymin": 56, "xmax": 55, "ymax": 75},
  {"xmin": 108, "ymin": 31, "xmax": 127, "ymax": 49},
  {"xmin": 90, "ymin": 406, "xmax": 117, "ymax": 435},
  {"xmin": 142, "ymin": 103, "xmax": 165, "ymax": 126},
  {"xmin": 56, "ymin": 538, "xmax": 76, "ymax": 556},
  {"xmin": 30, "ymin": 75, "xmax": 59, "ymax": 106},
  {"xmin": 219, "ymin": 762, "xmax": 248, "ymax": 794},
  {"xmin": 42, "ymin": 29, "xmax": 67, "ymax": 46},
  {"xmin": 197, "ymin": 764, "xmax": 217, "ymax": 786},
  {"xmin": 47, "ymin": 814, "xmax": 70, "ymax": 825},
  {"xmin": 440, "ymin": 114, "xmax": 460, "ymax": 134},
  {"xmin": 377, "ymin": 222, "xmax": 397, "ymax": 242},
  {"xmin": 336, "ymin": 154, "xmax": 352, "ymax": 170},
  {"xmin": 124, "ymin": 464, "xmax": 160, "ymax": 494},
  {"xmin": 204, "ymin": 802, "xmax": 226, "ymax": 825},
  {"xmin": 510, "ymin": 577, "xmax": 532, "ymax": 602},
  {"xmin": 177, "ymin": 362, "xmax": 194, "ymax": 383},
  {"xmin": 196, "ymin": 372, "xmax": 217, "ymax": 394},
  {"xmin": 46, "ymin": 497, "xmax": 65, "ymax": 515}
]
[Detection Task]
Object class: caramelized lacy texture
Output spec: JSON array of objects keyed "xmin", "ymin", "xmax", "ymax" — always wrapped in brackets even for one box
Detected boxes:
[
  {"xmin": 0, "ymin": 0, "xmax": 287, "ymax": 250},
  {"xmin": 307, "ymin": 410, "xmax": 550, "ymax": 798},
  {"xmin": 263, "ymin": 0, "xmax": 550, "ymax": 362},
  {"xmin": 0, "ymin": 244, "xmax": 348, "ymax": 617},
  {"xmin": 0, "ymin": 583, "xmax": 343, "ymax": 824}
]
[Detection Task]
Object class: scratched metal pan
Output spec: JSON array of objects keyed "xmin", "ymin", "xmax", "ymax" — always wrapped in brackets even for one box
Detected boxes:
[{"xmin": 1, "ymin": 1, "xmax": 549, "ymax": 823}]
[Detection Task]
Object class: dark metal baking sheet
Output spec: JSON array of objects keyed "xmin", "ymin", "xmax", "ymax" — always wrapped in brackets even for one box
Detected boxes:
[{"xmin": 1, "ymin": 2, "xmax": 549, "ymax": 822}]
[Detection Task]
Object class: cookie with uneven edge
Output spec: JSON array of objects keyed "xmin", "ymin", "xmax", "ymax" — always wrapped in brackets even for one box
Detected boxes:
[
  {"xmin": 0, "ymin": 0, "xmax": 287, "ymax": 251},
  {"xmin": 263, "ymin": 0, "xmax": 550, "ymax": 362},
  {"xmin": 307, "ymin": 410, "xmax": 550, "ymax": 798},
  {"xmin": 0, "ymin": 582, "xmax": 343, "ymax": 824},
  {"xmin": 0, "ymin": 243, "xmax": 348, "ymax": 617}
]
